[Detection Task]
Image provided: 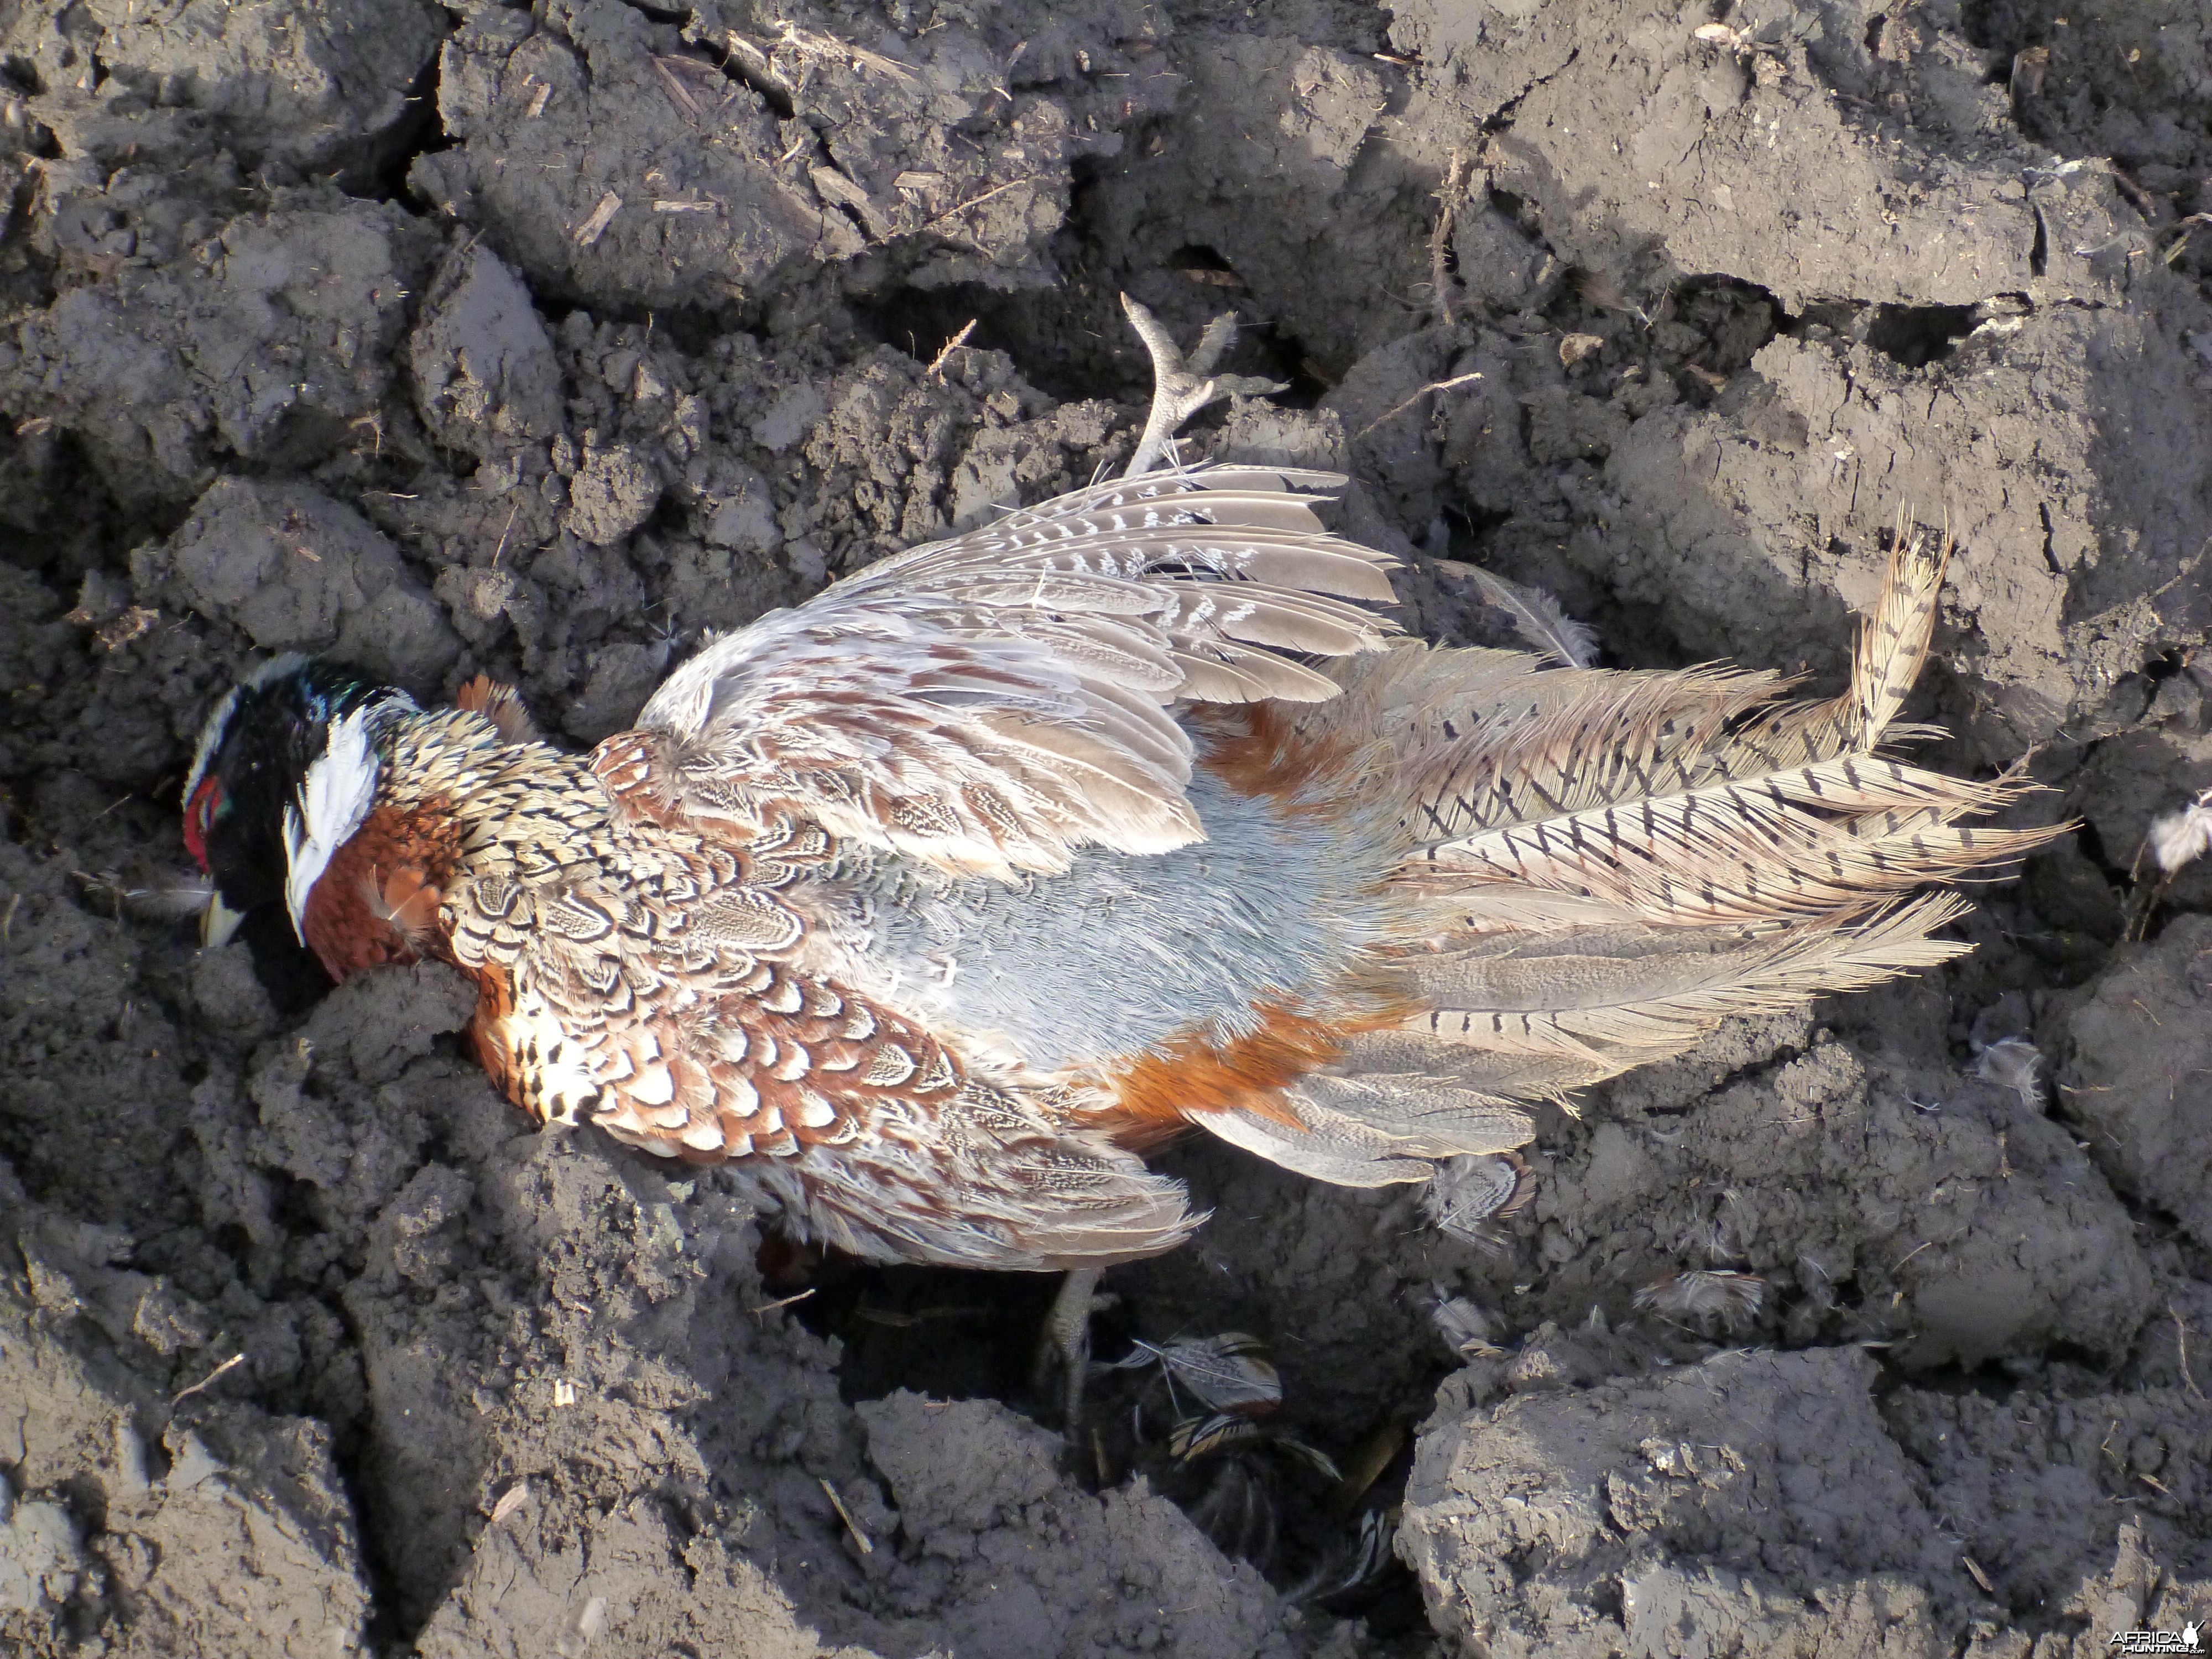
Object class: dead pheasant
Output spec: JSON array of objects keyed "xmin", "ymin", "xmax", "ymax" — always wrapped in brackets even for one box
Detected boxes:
[{"xmin": 178, "ymin": 319, "xmax": 2054, "ymax": 1415}]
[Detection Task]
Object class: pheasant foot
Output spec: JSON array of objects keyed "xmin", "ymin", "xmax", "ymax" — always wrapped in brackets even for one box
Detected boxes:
[
  {"xmin": 1119, "ymin": 295, "xmax": 1287, "ymax": 478},
  {"xmin": 1034, "ymin": 1265, "xmax": 1110, "ymax": 1433}
]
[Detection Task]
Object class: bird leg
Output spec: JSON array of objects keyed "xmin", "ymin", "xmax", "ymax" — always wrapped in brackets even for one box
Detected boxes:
[
  {"xmin": 1120, "ymin": 294, "xmax": 1288, "ymax": 478},
  {"xmin": 1035, "ymin": 1265, "xmax": 1107, "ymax": 1432}
]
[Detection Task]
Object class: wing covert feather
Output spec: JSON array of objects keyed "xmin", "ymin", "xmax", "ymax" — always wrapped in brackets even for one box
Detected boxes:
[{"xmin": 606, "ymin": 465, "xmax": 1399, "ymax": 877}]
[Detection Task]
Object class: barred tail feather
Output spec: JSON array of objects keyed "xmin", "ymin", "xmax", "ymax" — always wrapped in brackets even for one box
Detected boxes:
[
  {"xmin": 1693, "ymin": 521, "xmax": 1949, "ymax": 777},
  {"xmin": 1203, "ymin": 527, "xmax": 2063, "ymax": 1200}
]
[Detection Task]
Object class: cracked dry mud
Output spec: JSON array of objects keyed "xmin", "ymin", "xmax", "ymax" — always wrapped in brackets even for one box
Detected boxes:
[{"xmin": 1, "ymin": 0, "xmax": 2210, "ymax": 1655}]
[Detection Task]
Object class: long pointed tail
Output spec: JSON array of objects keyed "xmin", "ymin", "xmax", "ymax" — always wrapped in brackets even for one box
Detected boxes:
[{"xmin": 1191, "ymin": 526, "xmax": 2065, "ymax": 1194}]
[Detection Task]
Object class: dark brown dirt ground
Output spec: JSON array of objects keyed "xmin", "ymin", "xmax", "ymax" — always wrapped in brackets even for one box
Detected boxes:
[{"xmin": 2, "ymin": 1, "xmax": 2210, "ymax": 1654}]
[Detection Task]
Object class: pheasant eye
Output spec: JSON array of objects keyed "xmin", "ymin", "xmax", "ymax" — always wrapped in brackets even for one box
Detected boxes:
[{"xmin": 183, "ymin": 778, "xmax": 224, "ymax": 869}]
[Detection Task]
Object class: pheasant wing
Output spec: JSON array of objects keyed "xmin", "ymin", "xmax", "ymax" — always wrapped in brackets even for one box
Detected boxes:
[{"xmin": 594, "ymin": 466, "xmax": 1398, "ymax": 878}]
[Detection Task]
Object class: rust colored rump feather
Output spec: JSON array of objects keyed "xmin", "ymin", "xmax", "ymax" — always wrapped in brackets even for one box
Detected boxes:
[
  {"xmin": 1082, "ymin": 996, "xmax": 1417, "ymax": 1150},
  {"xmin": 1196, "ymin": 702, "xmax": 1359, "ymax": 811}
]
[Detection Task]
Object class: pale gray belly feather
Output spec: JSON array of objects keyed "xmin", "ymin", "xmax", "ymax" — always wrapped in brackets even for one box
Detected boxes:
[{"xmin": 797, "ymin": 772, "xmax": 1392, "ymax": 1072}]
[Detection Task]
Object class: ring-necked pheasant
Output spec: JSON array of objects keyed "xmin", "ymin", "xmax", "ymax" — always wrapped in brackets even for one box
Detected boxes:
[{"xmin": 178, "ymin": 321, "xmax": 2055, "ymax": 1415}]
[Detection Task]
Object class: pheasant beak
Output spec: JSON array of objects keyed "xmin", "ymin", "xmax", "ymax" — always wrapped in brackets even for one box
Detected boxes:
[{"xmin": 201, "ymin": 892, "xmax": 246, "ymax": 949}]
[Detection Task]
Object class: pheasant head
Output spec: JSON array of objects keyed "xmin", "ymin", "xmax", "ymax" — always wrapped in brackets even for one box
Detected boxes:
[{"xmin": 181, "ymin": 655, "xmax": 420, "ymax": 971}]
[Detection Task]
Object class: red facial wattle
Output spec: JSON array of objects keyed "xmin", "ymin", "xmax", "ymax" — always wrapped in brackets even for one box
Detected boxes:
[{"xmin": 183, "ymin": 777, "xmax": 222, "ymax": 870}]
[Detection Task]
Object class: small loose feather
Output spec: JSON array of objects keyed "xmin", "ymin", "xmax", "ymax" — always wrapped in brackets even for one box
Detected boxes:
[
  {"xmin": 1421, "ymin": 1152, "xmax": 1532, "ymax": 1244},
  {"xmin": 1973, "ymin": 1035, "xmax": 2044, "ymax": 1110},
  {"xmin": 1632, "ymin": 1269, "xmax": 1766, "ymax": 1329},
  {"xmin": 1168, "ymin": 1412, "xmax": 1340, "ymax": 1480},
  {"xmin": 79, "ymin": 872, "xmax": 221, "ymax": 923},
  {"xmin": 1104, "ymin": 1332, "xmax": 1283, "ymax": 1415},
  {"xmin": 1457, "ymin": 565, "xmax": 1600, "ymax": 667},
  {"xmin": 2146, "ymin": 786, "xmax": 2212, "ymax": 876},
  {"xmin": 1428, "ymin": 1291, "xmax": 1504, "ymax": 1358}
]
